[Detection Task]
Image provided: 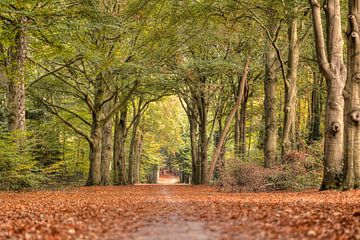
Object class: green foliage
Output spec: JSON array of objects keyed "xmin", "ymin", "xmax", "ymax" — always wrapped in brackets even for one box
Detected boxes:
[
  {"xmin": 0, "ymin": 130, "xmax": 44, "ymax": 190},
  {"xmin": 140, "ymin": 96, "xmax": 189, "ymax": 182}
]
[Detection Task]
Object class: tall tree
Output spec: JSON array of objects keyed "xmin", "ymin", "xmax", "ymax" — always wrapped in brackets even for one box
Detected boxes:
[
  {"xmin": 344, "ymin": 0, "xmax": 360, "ymax": 189},
  {"xmin": 100, "ymin": 100, "xmax": 113, "ymax": 185},
  {"xmin": 0, "ymin": 13, "xmax": 27, "ymax": 132},
  {"xmin": 309, "ymin": 0, "xmax": 346, "ymax": 189},
  {"xmin": 282, "ymin": 14, "xmax": 301, "ymax": 157},
  {"xmin": 264, "ymin": 20, "xmax": 279, "ymax": 168}
]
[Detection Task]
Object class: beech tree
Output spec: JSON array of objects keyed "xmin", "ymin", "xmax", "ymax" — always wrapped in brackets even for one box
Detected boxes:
[
  {"xmin": 309, "ymin": 0, "xmax": 346, "ymax": 189},
  {"xmin": 0, "ymin": 5, "xmax": 27, "ymax": 133},
  {"xmin": 344, "ymin": 0, "xmax": 360, "ymax": 189}
]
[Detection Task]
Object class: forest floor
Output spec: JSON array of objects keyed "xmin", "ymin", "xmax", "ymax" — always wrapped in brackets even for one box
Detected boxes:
[{"xmin": 0, "ymin": 184, "xmax": 359, "ymax": 240}]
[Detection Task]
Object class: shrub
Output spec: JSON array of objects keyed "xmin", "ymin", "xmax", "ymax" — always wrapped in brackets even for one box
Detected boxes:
[
  {"xmin": 220, "ymin": 151, "xmax": 323, "ymax": 192},
  {"xmin": 220, "ymin": 161, "xmax": 277, "ymax": 192},
  {"xmin": 0, "ymin": 131, "xmax": 45, "ymax": 190}
]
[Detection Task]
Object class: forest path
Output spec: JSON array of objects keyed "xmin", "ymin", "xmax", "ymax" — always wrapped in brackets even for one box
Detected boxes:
[
  {"xmin": 128, "ymin": 185, "xmax": 219, "ymax": 240},
  {"xmin": 0, "ymin": 185, "xmax": 359, "ymax": 239}
]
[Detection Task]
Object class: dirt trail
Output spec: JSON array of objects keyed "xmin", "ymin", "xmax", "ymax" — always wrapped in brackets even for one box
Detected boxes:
[
  {"xmin": 129, "ymin": 186, "xmax": 219, "ymax": 240},
  {"xmin": 0, "ymin": 185, "xmax": 359, "ymax": 239}
]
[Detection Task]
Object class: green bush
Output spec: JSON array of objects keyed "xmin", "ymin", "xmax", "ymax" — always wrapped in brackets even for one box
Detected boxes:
[{"xmin": 0, "ymin": 131, "xmax": 45, "ymax": 190}]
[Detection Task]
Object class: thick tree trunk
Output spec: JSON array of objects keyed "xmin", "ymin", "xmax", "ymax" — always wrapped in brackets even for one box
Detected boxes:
[
  {"xmin": 310, "ymin": 0, "xmax": 346, "ymax": 190},
  {"xmin": 86, "ymin": 75, "xmax": 105, "ymax": 186},
  {"xmin": 6, "ymin": 16, "xmax": 27, "ymax": 132},
  {"xmin": 282, "ymin": 18, "xmax": 300, "ymax": 158},
  {"xmin": 87, "ymin": 121, "xmax": 102, "ymax": 186},
  {"xmin": 344, "ymin": 1, "xmax": 360, "ymax": 189},
  {"xmin": 113, "ymin": 106, "xmax": 128, "ymax": 184},
  {"xmin": 100, "ymin": 102, "xmax": 113, "ymax": 185},
  {"xmin": 189, "ymin": 112, "xmax": 200, "ymax": 184},
  {"xmin": 198, "ymin": 92, "xmax": 208, "ymax": 184},
  {"xmin": 264, "ymin": 30, "xmax": 278, "ymax": 168}
]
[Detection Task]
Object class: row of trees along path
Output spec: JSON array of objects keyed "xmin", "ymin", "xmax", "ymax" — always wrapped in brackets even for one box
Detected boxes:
[{"xmin": 0, "ymin": 0, "xmax": 360, "ymax": 189}]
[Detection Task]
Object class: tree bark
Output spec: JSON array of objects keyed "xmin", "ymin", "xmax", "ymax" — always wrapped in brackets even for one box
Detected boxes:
[
  {"xmin": 134, "ymin": 131, "xmax": 144, "ymax": 184},
  {"xmin": 240, "ymin": 83, "xmax": 249, "ymax": 156},
  {"xmin": 282, "ymin": 18, "xmax": 300, "ymax": 158},
  {"xmin": 309, "ymin": 0, "xmax": 347, "ymax": 189},
  {"xmin": 264, "ymin": 27, "xmax": 278, "ymax": 168},
  {"xmin": 181, "ymin": 95, "xmax": 201, "ymax": 185},
  {"xmin": 309, "ymin": 70, "xmax": 323, "ymax": 142},
  {"xmin": 113, "ymin": 111, "xmax": 120, "ymax": 184},
  {"xmin": 87, "ymin": 120, "xmax": 102, "ymax": 186},
  {"xmin": 128, "ymin": 110, "xmax": 140, "ymax": 185},
  {"xmin": 234, "ymin": 108, "xmax": 241, "ymax": 158},
  {"xmin": 189, "ymin": 108, "xmax": 200, "ymax": 184},
  {"xmin": 100, "ymin": 101, "xmax": 113, "ymax": 185},
  {"xmin": 198, "ymin": 89, "xmax": 208, "ymax": 184},
  {"xmin": 344, "ymin": 0, "xmax": 360, "ymax": 189},
  {"xmin": 86, "ymin": 75, "xmax": 105, "ymax": 186},
  {"xmin": 113, "ymin": 105, "xmax": 128, "ymax": 185},
  {"xmin": 5, "ymin": 16, "xmax": 27, "ymax": 133}
]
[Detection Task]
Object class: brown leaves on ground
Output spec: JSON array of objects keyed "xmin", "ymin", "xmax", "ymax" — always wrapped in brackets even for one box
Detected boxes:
[{"xmin": 0, "ymin": 186, "xmax": 359, "ymax": 239}]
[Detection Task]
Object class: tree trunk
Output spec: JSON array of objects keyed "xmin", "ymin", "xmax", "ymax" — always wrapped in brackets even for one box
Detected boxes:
[
  {"xmin": 134, "ymin": 131, "xmax": 144, "ymax": 183},
  {"xmin": 213, "ymin": 120, "xmax": 225, "ymax": 179},
  {"xmin": 100, "ymin": 101, "xmax": 113, "ymax": 185},
  {"xmin": 113, "ymin": 105, "xmax": 128, "ymax": 185},
  {"xmin": 235, "ymin": 79, "xmax": 249, "ymax": 158},
  {"xmin": 234, "ymin": 108, "xmax": 241, "ymax": 158},
  {"xmin": 282, "ymin": 18, "xmax": 300, "ymax": 158},
  {"xmin": 310, "ymin": 0, "xmax": 346, "ymax": 189},
  {"xmin": 113, "ymin": 112, "xmax": 120, "ymax": 184},
  {"xmin": 87, "ymin": 120, "xmax": 102, "ymax": 186},
  {"xmin": 198, "ymin": 91, "xmax": 208, "ymax": 184},
  {"xmin": 240, "ymin": 82, "xmax": 249, "ymax": 156},
  {"xmin": 5, "ymin": 16, "xmax": 27, "ymax": 133},
  {"xmin": 309, "ymin": 70, "xmax": 323, "ymax": 142},
  {"xmin": 189, "ymin": 112, "xmax": 200, "ymax": 184},
  {"xmin": 344, "ymin": 1, "xmax": 360, "ymax": 189},
  {"xmin": 128, "ymin": 116, "xmax": 140, "ymax": 185},
  {"xmin": 264, "ymin": 27, "xmax": 278, "ymax": 168},
  {"xmin": 248, "ymin": 98, "xmax": 254, "ymax": 159},
  {"xmin": 86, "ymin": 75, "xmax": 105, "ymax": 186}
]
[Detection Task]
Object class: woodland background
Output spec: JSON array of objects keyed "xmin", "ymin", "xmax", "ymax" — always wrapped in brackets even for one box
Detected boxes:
[{"xmin": 0, "ymin": 0, "xmax": 357, "ymax": 191}]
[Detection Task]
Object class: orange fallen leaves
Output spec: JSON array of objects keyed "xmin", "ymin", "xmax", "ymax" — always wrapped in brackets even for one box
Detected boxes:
[{"xmin": 0, "ymin": 186, "xmax": 359, "ymax": 239}]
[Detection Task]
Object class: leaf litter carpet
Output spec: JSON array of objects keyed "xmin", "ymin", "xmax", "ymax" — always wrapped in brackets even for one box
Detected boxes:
[{"xmin": 0, "ymin": 185, "xmax": 359, "ymax": 239}]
